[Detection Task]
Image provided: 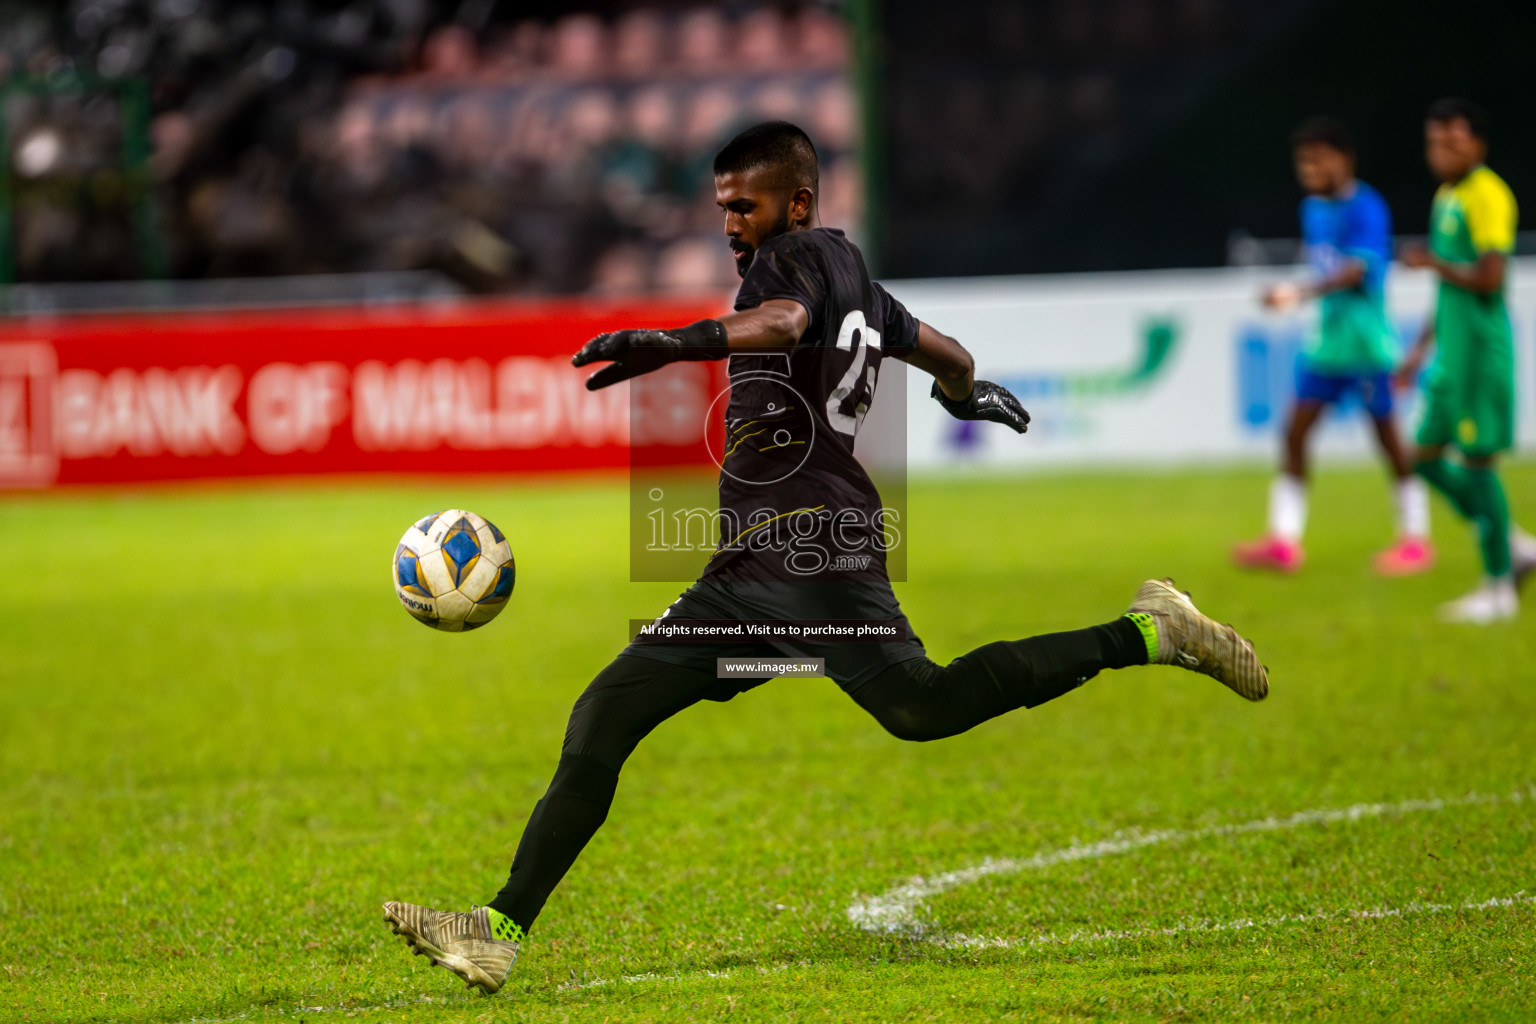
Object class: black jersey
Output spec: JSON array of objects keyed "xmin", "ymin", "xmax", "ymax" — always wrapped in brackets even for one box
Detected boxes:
[{"xmin": 703, "ymin": 227, "xmax": 918, "ymax": 582}]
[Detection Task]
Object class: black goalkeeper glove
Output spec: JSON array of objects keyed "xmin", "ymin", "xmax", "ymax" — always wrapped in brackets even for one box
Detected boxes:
[
  {"xmin": 931, "ymin": 379, "xmax": 1030, "ymax": 434},
  {"xmin": 571, "ymin": 319, "xmax": 729, "ymax": 390}
]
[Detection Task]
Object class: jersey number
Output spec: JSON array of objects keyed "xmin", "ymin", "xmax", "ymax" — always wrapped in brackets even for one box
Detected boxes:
[{"xmin": 828, "ymin": 310, "xmax": 882, "ymax": 437}]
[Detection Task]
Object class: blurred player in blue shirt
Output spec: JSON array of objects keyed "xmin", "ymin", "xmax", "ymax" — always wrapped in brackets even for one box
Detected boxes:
[{"xmin": 1234, "ymin": 117, "xmax": 1432, "ymax": 575}]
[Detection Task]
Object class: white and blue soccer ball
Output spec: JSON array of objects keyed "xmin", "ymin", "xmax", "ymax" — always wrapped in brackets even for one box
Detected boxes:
[{"xmin": 393, "ymin": 509, "xmax": 515, "ymax": 632}]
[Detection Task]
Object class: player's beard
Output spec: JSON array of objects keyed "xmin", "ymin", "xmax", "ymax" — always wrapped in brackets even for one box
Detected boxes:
[
  {"xmin": 731, "ymin": 241, "xmax": 754, "ymax": 279},
  {"xmin": 731, "ymin": 209, "xmax": 793, "ymax": 279}
]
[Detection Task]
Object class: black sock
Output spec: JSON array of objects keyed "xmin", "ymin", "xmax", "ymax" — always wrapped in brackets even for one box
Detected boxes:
[
  {"xmin": 487, "ymin": 753, "xmax": 619, "ymax": 935},
  {"xmin": 1094, "ymin": 615, "xmax": 1150, "ymax": 669}
]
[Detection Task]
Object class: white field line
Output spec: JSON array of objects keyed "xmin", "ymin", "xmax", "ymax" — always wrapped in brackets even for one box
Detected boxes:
[
  {"xmin": 170, "ymin": 789, "xmax": 1533, "ymax": 1022},
  {"xmin": 172, "ymin": 887, "xmax": 1536, "ymax": 1024},
  {"xmin": 846, "ymin": 788, "xmax": 1533, "ymax": 938},
  {"xmin": 943, "ymin": 892, "xmax": 1536, "ymax": 950}
]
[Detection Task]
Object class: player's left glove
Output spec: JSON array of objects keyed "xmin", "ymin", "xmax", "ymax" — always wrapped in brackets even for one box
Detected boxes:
[
  {"xmin": 571, "ymin": 319, "xmax": 729, "ymax": 390},
  {"xmin": 931, "ymin": 379, "xmax": 1030, "ymax": 434}
]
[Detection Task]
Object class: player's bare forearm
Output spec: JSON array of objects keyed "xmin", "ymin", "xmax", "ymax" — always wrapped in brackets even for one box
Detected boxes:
[
  {"xmin": 1431, "ymin": 251, "xmax": 1505, "ymax": 294},
  {"xmin": 1307, "ymin": 259, "xmax": 1367, "ymax": 298},
  {"xmin": 719, "ymin": 299, "xmax": 809, "ymax": 349},
  {"xmin": 899, "ymin": 322, "xmax": 974, "ymax": 400},
  {"xmin": 1263, "ymin": 261, "xmax": 1364, "ymax": 310},
  {"xmin": 902, "ymin": 321, "xmax": 1030, "ymax": 434},
  {"xmin": 1402, "ymin": 244, "xmax": 1505, "ymax": 295}
]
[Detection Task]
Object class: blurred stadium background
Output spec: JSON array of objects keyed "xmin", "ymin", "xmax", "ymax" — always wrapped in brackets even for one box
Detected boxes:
[
  {"xmin": 2, "ymin": 0, "xmax": 1533, "ymax": 487},
  {"xmin": 0, "ymin": 0, "xmax": 1530, "ymax": 301},
  {"xmin": 4, "ymin": 3, "xmax": 1536, "ymax": 1021}
]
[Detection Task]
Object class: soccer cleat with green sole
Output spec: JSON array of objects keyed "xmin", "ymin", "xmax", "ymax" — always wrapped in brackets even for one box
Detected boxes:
[
  {"xmin": 1128, "ymin": 578, "xmax": 1269, "ymax": 701},
  {"xmin": 382, "ymin": 902, "xmax": 519, "ymax": 995}
]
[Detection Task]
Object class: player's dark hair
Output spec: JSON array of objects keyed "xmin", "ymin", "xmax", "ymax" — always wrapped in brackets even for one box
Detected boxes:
[
  {"xmin": 1426, "ymin": 97, "xmax": 1489, "ymax": 140},
  {"xmin": 713, "ymin": 120, "xmax": 819, "ymax": 191},
  {"xmin": 1290, "ymin": 116, "xmax": 1354, "ymax": 156}
]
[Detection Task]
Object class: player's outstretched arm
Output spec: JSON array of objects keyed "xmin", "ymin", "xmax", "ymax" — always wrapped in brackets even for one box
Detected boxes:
[
  {"xmin": 1263, "ymin": 258, "xmax": 1367, "ymax": 310},
  {"xmin": 899, "ymin": 321, "xmax": 1030, "ymax": 434},
  {"xmin": 572, "ymin": 299, "xmax": 808, "ymax": 390}
]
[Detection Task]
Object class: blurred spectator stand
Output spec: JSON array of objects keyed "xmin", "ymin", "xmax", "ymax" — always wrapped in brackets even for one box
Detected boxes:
[
  {"xmin": 0, "ymin": 72, "xmax": 165, "ymax": 292},
  {"xmin": 0, "ymin": 2, "xmax": 859, "ymax": 301}
]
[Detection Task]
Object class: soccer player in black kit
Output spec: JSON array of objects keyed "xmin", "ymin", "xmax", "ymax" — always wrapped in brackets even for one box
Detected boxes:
[{"xmin": 383, "ymin": 122, "xmax": 1269, "ymax": 994}]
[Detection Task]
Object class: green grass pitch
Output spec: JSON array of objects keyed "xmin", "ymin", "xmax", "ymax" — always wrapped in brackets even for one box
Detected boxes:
[{"xmin": 3, "ymin": 464, "xmax": 1534, "ymax": 1023}]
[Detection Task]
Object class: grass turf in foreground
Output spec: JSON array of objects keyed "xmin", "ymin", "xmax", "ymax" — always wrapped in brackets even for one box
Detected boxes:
[{"xmin": 1, "ymin": 464, "xmax": 1533, "ymax": 1023}]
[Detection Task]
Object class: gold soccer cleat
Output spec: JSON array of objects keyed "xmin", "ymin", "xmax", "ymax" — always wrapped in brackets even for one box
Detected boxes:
[
  {"xmin": 1128, "ymin": 578, "xmax": 1269, "ymax": 701},
  {"xmin": 382, "ymin": 902, "xmax": 519, "ymax": 995}
]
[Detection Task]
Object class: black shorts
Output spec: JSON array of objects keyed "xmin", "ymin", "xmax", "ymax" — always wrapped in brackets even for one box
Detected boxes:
[{"xmin": 622, "ymin": 578, "xmax": 928, "ymax": 695}]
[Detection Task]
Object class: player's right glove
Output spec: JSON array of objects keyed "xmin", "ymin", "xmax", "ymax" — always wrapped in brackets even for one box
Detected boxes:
[
  {"xmin": 571, "ymin": 319, "xmax": 729, "ymax": 390},
  {"xmin": 931, "ymin": 379, "xmax": 1030, "ymax": 434}
]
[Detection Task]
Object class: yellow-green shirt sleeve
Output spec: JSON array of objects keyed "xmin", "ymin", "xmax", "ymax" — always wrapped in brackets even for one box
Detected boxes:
[{"xmin": 1459, "ymin": 169, "xmax": 1519, "ymax": 254}]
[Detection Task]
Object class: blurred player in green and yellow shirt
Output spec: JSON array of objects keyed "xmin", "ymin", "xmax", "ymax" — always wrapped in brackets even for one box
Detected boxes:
[{"xmin": 1399, "ymin": 99, "xmax": 1536, "ymax": 623}]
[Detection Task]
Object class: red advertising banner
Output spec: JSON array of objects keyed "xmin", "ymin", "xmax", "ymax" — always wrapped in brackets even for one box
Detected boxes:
[{"xmin": 0, "ymin": 298, "xmax": 732, "ymax": 488}]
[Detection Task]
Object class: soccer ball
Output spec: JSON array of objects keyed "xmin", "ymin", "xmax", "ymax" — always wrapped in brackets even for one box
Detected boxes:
[{"xmin": 393, "ymin": 509, "xmax": 515, "ymax": 632}]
